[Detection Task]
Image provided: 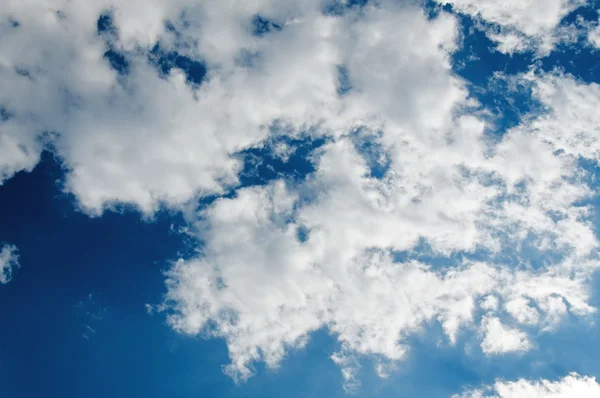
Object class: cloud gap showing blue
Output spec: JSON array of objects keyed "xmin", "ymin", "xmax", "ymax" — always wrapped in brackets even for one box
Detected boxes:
[
  {"xmin": 192, "ymin": 136, "xmax": 326, "ymax": 216},
  {"xmin": 443, "ymin": 2, "xmax": 600, "ymax": 137},
  {"xmin": 252, "ymin": 15, "xmax": 282, "ymax": 36},
  {"xmin": 324, "ymin": 0, "xmax": 369, "ymax": 16},
  {"xmin": 236, "ymin": 136, "xmax": 327, "ymax": 187},
  {"xmin": 149, "ymin": 43, "xmax": 207, "ymax": 86},
  {"xmin": 0, "ymin": 107, "xmax": 10, "ymax": 121},
  {"xmin": 96, "ymin": 13, "xmax": 129, "ymax": 75},
  {"xmin": 336, "ymin": 65, "xmax": 352, "ymax": 96},
  {"xmin": 348, "ymin": 128, "xmax": 391, "ymax": 179},
  {"xmin": 447, "ymin": 15, "xmax": 537, "ymax": 135}
]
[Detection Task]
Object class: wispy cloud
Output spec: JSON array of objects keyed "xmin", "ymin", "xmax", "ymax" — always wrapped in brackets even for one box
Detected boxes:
[{"xmin": 0, "ymin": 243, "xmax": 19, "ymax": 284}]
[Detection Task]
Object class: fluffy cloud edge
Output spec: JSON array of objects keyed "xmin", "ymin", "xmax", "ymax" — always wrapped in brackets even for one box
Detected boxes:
[
  {"xmin": 163, "ymin": 66, "xmax": 600, "ymax": 385},
  {"xmin": 453, "ymin": 373, "xmax": 600, "ymax": 397},
  {"xmin": 436, "ymin": 0, "xmax": 585, "ymax": 55}
]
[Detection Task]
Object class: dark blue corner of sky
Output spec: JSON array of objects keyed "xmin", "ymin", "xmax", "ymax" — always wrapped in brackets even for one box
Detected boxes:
[{"xmin": 0, "ymin": 153, "xmax": 349, "ymax": 398}]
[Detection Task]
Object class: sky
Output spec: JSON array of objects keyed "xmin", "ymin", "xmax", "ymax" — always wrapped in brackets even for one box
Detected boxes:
[{"xmin": 2, "ymin": 0, "xmax": 600, "ymax": 397}]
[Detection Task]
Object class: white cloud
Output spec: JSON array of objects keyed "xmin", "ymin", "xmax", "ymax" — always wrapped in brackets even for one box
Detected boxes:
[
  {"xmin": 331, "ymin": 351, "xmax": 361, "ymax": 393},
  {"xmin": 585, "ymin": 11, "xmax": 600, "ymax": 48},
  {"xmin": 480, "ymin": 316, "xmax": 531, "ymax": 354},
  {"xmin": 3, "ymin": 0, "xmax": 600, "ymax": 389},
  {"xmin": 454, "ymin": 373, "xmax": 600, "ymax": 397},
  {"xmin": 589, "ymin": 28, "xmax": 600, "ymax": 47},
  {"xmin": 165, "ymin": 66, "xmax": 600, "ymax": 381},
  {"xmin": 485, "ymin": 30, "xmax": 530, "ymax": 55},
  {"xmin": 0, "ymin": 244, "xmax": 19, "ymax": 284},
  {"xmin": 0, "ymin": 0, "xmax": 346, "ymax": 214},
  {"xmin": 480, "ymin": 295, "xmax": 499, "ymax": 312},
  {"xmin": 436, "ymin": 0, "xmax": 584, "ymax": 54},
  {"xmin": 589, "ymin": 20, "xmax": 600, "ymax": 47},
  {"xmin": 504, "ymin": 297, "xmax": 540, "ymax": 325}
]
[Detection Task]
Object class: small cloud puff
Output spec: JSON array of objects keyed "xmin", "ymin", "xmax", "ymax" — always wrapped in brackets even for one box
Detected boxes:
[
  {"xmin": 454, "ymin": 373, "xmax": 600, "ymax": 397},
  {"xmin": 480, "ymin": 316, "xmax": 531, "ymax": 355},
  {"xmin": 0, "ymin": 243, "xmax": 19, "ymax": 284}
]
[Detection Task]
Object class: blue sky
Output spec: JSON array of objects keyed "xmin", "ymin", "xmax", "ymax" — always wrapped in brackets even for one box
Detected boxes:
[
  {"xmin": 3, "ymin": 1, "xmax": 600, "ymax": 397},
  {"xmin": 4, "ymin": 157, "xmax": 599, "ymax": 397}
]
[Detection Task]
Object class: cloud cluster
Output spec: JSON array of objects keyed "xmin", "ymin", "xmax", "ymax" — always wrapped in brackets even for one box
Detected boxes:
[
  {"xmin": 436, "ymin": 0, "xmax": 583, "ymax": 54},
  {"xmin": 454, "ymin": 373, "xmax": 600, "ymax": 397},
  {"xmin": 166, "ymin": 43, "xmax": 600, "ymax": 389},
  {"xmin": 1, "ymin": 0, "xmax": 343, "ymax": 213},
  {"xmin": 2, "ymin": 0, "xmax": 600, "ymax": 392},
  {"xmin": 587, "ymin": 12, "xmax": 600, "ymax": 47},
  {"xmin": 0, "ymin": 244, "xmax": 19, "ymax": 284}
]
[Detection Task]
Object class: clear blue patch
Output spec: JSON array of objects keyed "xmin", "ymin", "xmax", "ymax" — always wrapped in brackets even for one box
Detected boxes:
[
  {"xmin": 252, "ymin": 15, "xmax": 282, "ymax": 36},
  {"xmin": 7, "ymin": 17, "xmax": 20, "ymax": 28},
  {"xmin": 448, "ymin": 14, "xmax": 538, "ymax": 135},
  {"xmin": 336, "ymin": 65, "xmax": 352, "ymax": 96},
  {"xmin": 476, "ymin": 76, "xmax": 543, "ymax": 137},
  {"xmin": 96, "ymin": 12, "xmax": 129, "ymax": 75},
  {"xmin": 296, "ymin": 225, "xmax": 311, "ymax": 243},
  {"xmin": 534, "ymin": 3, "xmax": 600, "ymax": 84},
  {"xmin": 423, "ymin": 0, "xmax": 452, "ymax": 20},
  {"xmin": 352, "ymin": 323, "xmax": 483, "ymax": 398},
  {"xmin": 324, "ymin": 0, "xmax": 369, "ymax": 16},
  {"xmin": 14, "ymin": 67, "xmax": 31, "ymax": 78},
  {"xmin": 445, "ymin": 2, "xmax": 600, "ymax": 86},
  {"xmin": 560, "ymin": 3, "xmax": 599, "ymax": 24},
  {"xmin": 96, "ymin": 12, "xmax": 116, "ymax": 36},
  {"xmin": 578, "ymin": 156, "xmax": 600, "ymax": 191},
  {"xmin": 442, "ymin": 2, "xmax": 600, "ymax": 134},
  {"xmin": 0, "ymin": 107, "xmax": 10, "ymax": 121},
  {"xmin": 451, "ymin": 16, "xmax": 532, "ymax": 87},
  {"xmin": 103, "ymin": 49, "xmax": 129, "ymax": 75},
  {"xmin": 349, "ymin": 128, "xmax": 390, "ymax": 179},
  {"xmin": 236, "ymin": 136, "xmax": 327, "ymax": 187},
  {"xmin": 192, "ymin": 136, "xmax": 327, "ymax": 214},
  {"xmin": 539, "ymin": 45, "xmax": 600, "ymax": 85},
  {"xmin": 149, "ymin": 44, "xmax": 207, "ymax": 86},
  {"xmin": 348, "ymin": 0, "xmax": 368, "ymax": 5}
]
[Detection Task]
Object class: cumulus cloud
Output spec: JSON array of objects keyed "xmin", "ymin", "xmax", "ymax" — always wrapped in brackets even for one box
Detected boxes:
[
  {"xmin": 0, "ymin": 244, "xmax": 19, "ymax": 284},
  {"xmin": 454, "ymin": 373, "xmax": 600, "ymax": 397},
  {"xmin": 2, "ymin": 0, "xmax": 600, "ymax": 390},
  {"xmin": 0, "ymin": 0, "xmax": 347, "ymax": 213},
  {"xmin": 480, "ymin": 316, "xmax": 531, "ymax": 354},
  {"xmin": 436, "ymin": 0, "xmax": 583, "ymax": 54},
  {"xmin": 165, "ymin": 67, "xmax": 600, "ymax": 383}
]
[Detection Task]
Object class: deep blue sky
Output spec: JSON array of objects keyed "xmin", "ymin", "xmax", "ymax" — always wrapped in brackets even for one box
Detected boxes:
[{"xmin": 2, "ymin": 2, "xmax": 600, "ymax": 398}]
